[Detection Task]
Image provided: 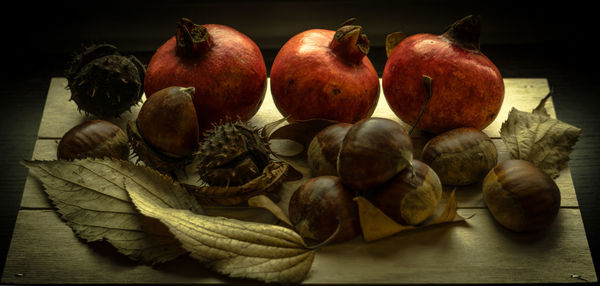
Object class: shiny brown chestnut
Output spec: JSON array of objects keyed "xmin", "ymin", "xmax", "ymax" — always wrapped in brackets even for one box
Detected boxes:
[
  {"xmin": 128, "ymin": 86, "xmax": 199, "ymax": 172},
  {"xmin": 337, "ymin": 117, "xmax": 413, "ymax": 193},
  {"xmin": 288, "ymin": 176, "xmax": 361, "ymax": 243},
  {"xmin": 421, "ymin": 127, "xmax": 497, "ymax": 185},
  {"xmin": 307, "ymin": 122, "xmax": 352, "ymax": 177},
  {"xmin": 57, "ymin": 119, "xmax": 129, "ymax": 161},
  {"xmin": 370, "ymin": 160, "xmax": 442, "ymax": 225},
  {"xmin": 483, "ymin": 159, "xmax": 561, "ymax": 232}
]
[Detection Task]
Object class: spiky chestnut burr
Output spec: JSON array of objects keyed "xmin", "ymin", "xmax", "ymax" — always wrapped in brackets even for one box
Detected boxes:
[
  {"xmin": 66, "ymin": 43, "xmax": 145, "ymax": 117},
  {"xmin": 196, "ymin": 121, "xmax": 271, "ymax": 186}
]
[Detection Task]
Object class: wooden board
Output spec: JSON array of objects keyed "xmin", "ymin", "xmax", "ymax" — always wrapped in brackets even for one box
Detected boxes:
[{"xmin": 2, "ymin": 77, "xmax": 596, "ymax": 284}]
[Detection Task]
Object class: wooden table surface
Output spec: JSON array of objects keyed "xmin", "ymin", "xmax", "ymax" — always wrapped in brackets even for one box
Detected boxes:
[{"xmin": 1, "ymin": 45, "xmax": 599, "ymax": 285}]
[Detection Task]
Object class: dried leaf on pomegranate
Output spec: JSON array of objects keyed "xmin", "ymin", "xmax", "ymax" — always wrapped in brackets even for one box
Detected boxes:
[
  {"xmin": 183, "ymin": 161, "xmax": 290, "ymax": 206},
  {"xmin": 125, "ymin": 179, "xmax": 315, "ymax": 284},
  {"xmin": 385, "ymin": 32, "xmax": 407, "ymax": 58},
  {"xmin": 500, "ymin": 95, "xmax": 581, "ymax": 178},
  {"xmin": 20, "ymin": 158, "xmax": 202, "ymax": 265},
  {"xmin": 248, "ymin": 194, "xmax": 293, "ymax": 227},
  {"xmin": 354, "ymin": 190, "xmax": 466, "ymax": 242},
  {"xmin": 266, "ymin": 118, "xmax": 341, "ymax": 177}
]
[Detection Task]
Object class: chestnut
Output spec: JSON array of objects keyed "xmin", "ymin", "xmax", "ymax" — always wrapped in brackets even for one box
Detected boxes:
[
  {"xmin": 483, "ymin": 159, "xmax": 561, "ymax": 232},
  {"xmin": 370, "ymin": 160, "xmax": 442, "ymax": 225},
  {"xmin": 307, "ymin": 122, "xmax": 352, "ymax": 177},
  {"xmin": 128, "ymin": 86, "xmax": 199, "ymax": 172},
  {"xmin": 421, "ymin": 127, "xmax": 497, "ymax": 185},
  {"xmin": 337, "ymin": 117, "xmax": 413, "ymax": 193},
  {"xmin": 288, "ymin": 176, "xmax": 360, "ymax": 243},
  {"xmin": 57, "ymin": 119, "xmax": 129, "ymax": 161}
]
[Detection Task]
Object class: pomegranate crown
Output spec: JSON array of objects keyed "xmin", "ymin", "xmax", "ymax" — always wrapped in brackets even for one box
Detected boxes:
[
  {"xmin": 441, "ymin": 14, "xmax": 482, "ymax": 52},
  {"xmin": 176, "ymin": 18, "xmax": 213, "ymax": 57},
  {"xmin": 329, "ymin": 18, "xmax": 370, "ymax": 64}
]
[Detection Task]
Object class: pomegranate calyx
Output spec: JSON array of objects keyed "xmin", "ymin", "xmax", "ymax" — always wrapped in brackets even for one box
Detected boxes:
[
  {"xmin": 176, "ymin": 18, "xmax": 213, "ymax": 57},
  {"xmin": 329, "ymin": 24, "xmax": 369, "ymax": 64},
  {"xmin": 441, "ymin": 14, "xmax": 481, "ymax": 52}
]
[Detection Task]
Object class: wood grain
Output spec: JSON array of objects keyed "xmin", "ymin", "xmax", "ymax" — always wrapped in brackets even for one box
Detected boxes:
[
  {"xmin": 19, "ymin": 138, "xmax": 579, "ymax": 210},
  {"xmin": 2, "ymin": 77, "xmax": 596, "ymax": 284},
  {"xmin": 1, "ymin": 208, "xmax": 595, "ymax": 284}
]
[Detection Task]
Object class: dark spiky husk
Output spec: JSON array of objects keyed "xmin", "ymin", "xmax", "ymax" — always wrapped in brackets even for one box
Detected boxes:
[
  {"xmin": 66, "ymin": 44, "xmax": 145, "ymax": 118},
  {"xmin": 196, "ymin": 121, "xmax": 271, "ymax": 186},
  {"xmin": 183, "ymin": 161, "xmax": 289, "ymax": 206},
  {"xmin": 127, "ymin": 120, "xmax": 192, "ymax": 174}
]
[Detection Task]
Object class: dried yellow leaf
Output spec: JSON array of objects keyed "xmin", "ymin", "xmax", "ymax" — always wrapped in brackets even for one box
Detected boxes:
[
  {"xmin": 23, "ymin": 158, "xmax": 315, "ymax": 284},
  {"xmin": 354, "ymin": 190, "xmax": 467, "ymax": 242},
  {"xmin": 21, "ymin": 158, "xmax": 201, "ymax": 265},
  {"xmin": 354, "ymin": 196, "xmax": 414, "ymax": 242},
  {"xmin": 126, "ymin": 179, "xmax": 315, "ymax": 284},
  {"xmin": 248, "ymin": 194, "xmax": 293, "ymax": 227},
  {"xmin": 500, "ymin": 95, "xmax": 582, "ymax": 178}
]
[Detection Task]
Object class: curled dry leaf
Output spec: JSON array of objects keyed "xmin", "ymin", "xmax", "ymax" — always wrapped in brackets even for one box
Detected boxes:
[
  {"xmin": 354, "ymin": 190, "xmax": 468, "ymax": 242},
  {"xmin": 21, "ymin": 158, "xmax": 202, "ymax": 265},
  {"xmin": 266, "ymin": 118, "xmax": 342, "ymax": 177},
  {"xmin": 248, "ymin": 194, "xmax": 294, "ymax": 227},
  {"xmin": 385, "ymin": 31, "xmax": 407, "ymax": 58},
  {"xmin": 125, "ymin": 179, "xmax": 315, "ymax": 284},
  {"xmin": 182, "ymin": 161, "xmax": 291, "ymax": 206},
  {"xmin": 500, "ymin": 94, "xmax": 582, "ymax": 178},
  {"xmin": 22, "ymin": 158, "xmax": 315, "ymax": 284}
]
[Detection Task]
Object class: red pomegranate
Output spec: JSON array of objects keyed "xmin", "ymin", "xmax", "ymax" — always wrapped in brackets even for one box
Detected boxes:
[
  {"xmin": 270, "ymin": 19, "xmax": 380, "ymax": 123},
  {"xmin": 144, "ymin": 18, "xmax": 267, "ymax": 132},
  {"xmin": 382, "ymin": 15, "xmax": 504, "ymax": 134}
]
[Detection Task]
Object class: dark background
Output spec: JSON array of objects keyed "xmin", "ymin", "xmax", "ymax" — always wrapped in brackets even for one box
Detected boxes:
[{"xmin": 2, "ymin": 0, "xmax": 599, "ymax": 284}]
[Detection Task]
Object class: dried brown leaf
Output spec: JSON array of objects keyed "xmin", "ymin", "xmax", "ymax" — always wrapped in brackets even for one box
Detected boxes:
[
  {"xmin": 354, "ymin": 196, "xmax": 413, "ymax": 242},
  {"xmin": 385, "ymin": 31, "xmax": 407, "ymax": 58},
  {"xmin": 354, "ymin": 190, "xmax": 467, "ymax": 242},
  {"xmin": 500, "ymin": 95, "xmax": 582, "ymax": 178},
  {"xmin": 266, "ymin": 119, "xmax": 342, "ymax": 177},
  {"xmin": 267, "ymin": 118, "xmax": 341, "ymax": 148},
  {"xmin": 125, "ymin": 179, "xmax": 315, "ymax": 284},
  {"xmin": 22, "ymin": 158, "xmax": 315, "ymax": 284},
  {"xmin": 21, "ymin": 158, "xmax": 201, "ymax": 265},
  {"xmin": 248, "ymin": 195, "xmax": 293, "ymax": 227}
]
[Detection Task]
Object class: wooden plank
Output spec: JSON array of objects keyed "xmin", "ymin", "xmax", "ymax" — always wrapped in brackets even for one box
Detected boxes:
[
  {"xmin": 37, "ymin": 78, "xmax": 145, "ymax": 139},
  {"xmin": 2, "ymin": 208, "xmax": 595, "ymax": 284},
  {"xmin": 19, "ymin": 135, "xmax": 578, "ymax": 209},
  {"xmin": 17, "ymin": 77, "xmax": 576, "ymax": 210},
  {"xmin": 6, "ymin": 77, "xmax": 593, "ymax": 285},
  {"xmin": 38, "ymin": 78, "xmax": 552, "ymax": 139}
]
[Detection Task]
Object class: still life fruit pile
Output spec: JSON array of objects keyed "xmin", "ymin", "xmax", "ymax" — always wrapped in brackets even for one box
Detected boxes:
[{"xmin": 22, "ymin": 15, "xmax": 582, "ymax": 284}]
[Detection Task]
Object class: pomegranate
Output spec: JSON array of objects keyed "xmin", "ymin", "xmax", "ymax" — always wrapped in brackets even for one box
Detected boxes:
[
  {"xmin": 144, "ymin": 18, "xmax": 267, "ymax": 132},
  {"xmin": 382, "ymin": 15, "xmax": 504, "ymax": 134},
  {"xmin": 270, "ymin": 19, "xmax": 380, "ymax": 123}
]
